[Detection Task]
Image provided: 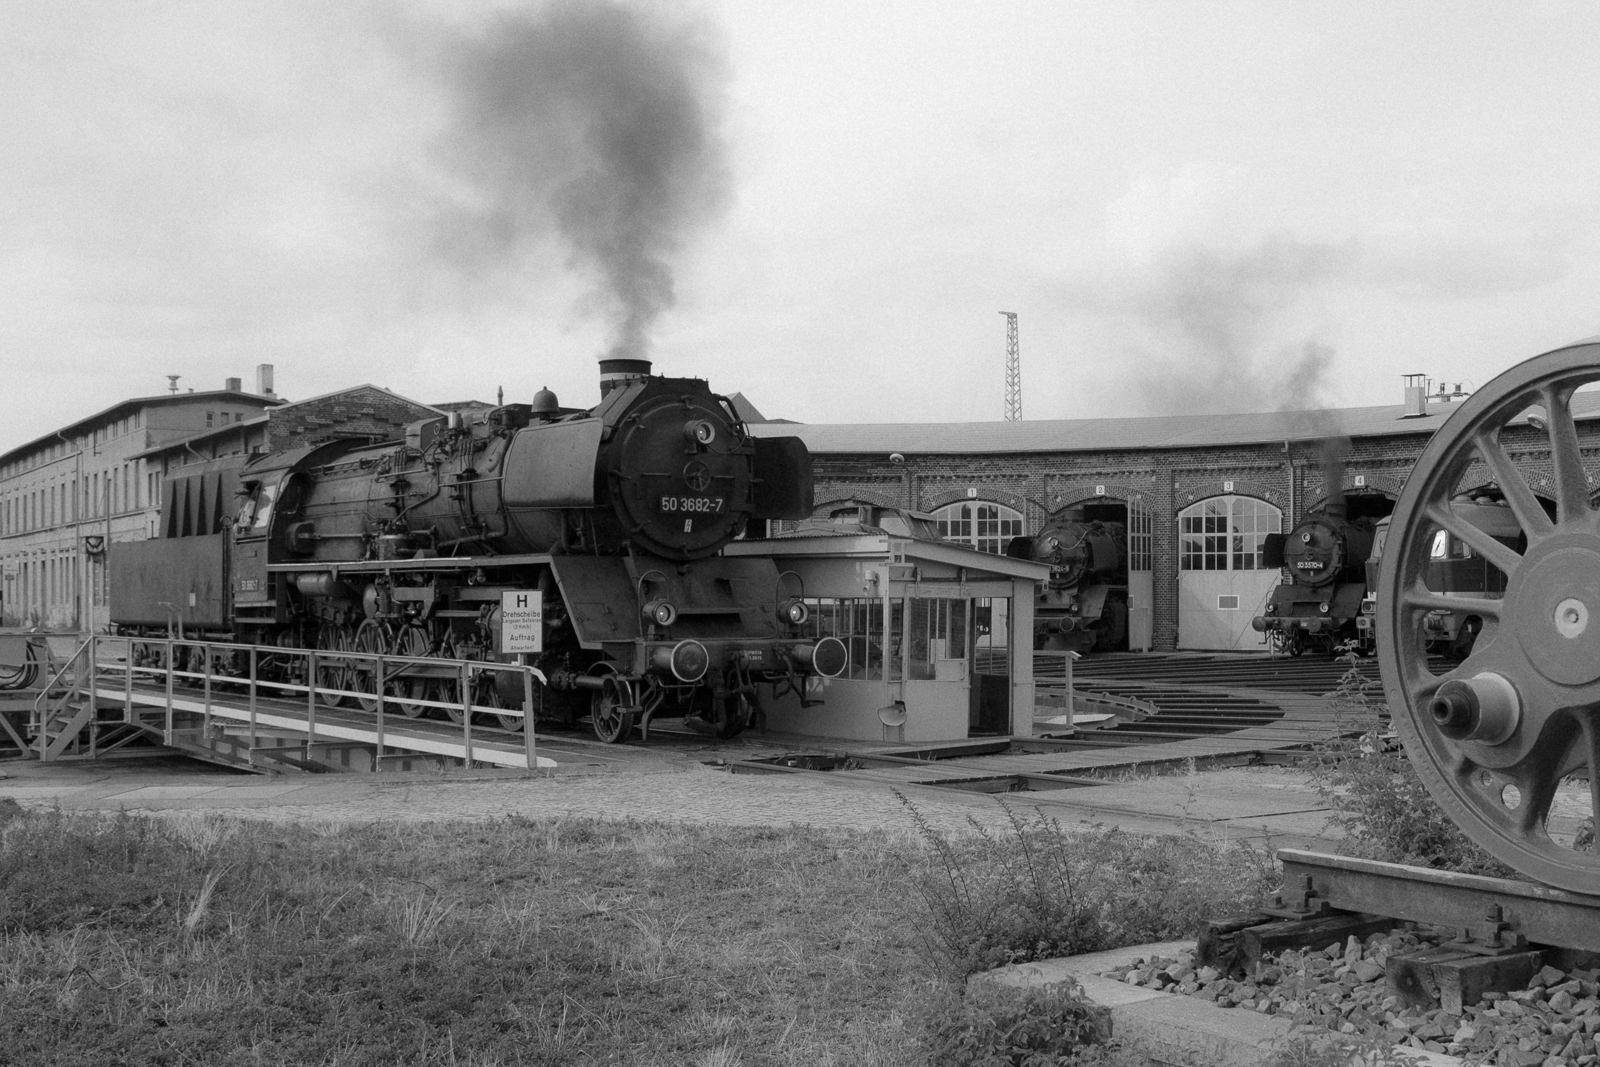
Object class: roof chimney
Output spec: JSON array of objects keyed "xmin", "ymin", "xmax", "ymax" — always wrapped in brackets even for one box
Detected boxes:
[
  {"xmin": 1401, "ymin": 373, "xmax": 1428, "ymax": 418},
  {"xmin": 256, "ymin": 363, "xmax": 275, "ymax": 399},
  {"xmin": 225, "ymin": 377, "xmax": 242, "ymax": 393}
]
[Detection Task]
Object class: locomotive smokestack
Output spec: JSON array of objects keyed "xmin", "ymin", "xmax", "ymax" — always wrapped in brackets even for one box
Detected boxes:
[
  {"xmin": 1321, "ymin": 436, "xmax": 1350, "ymax": 520},
  {"xmin": 599, "ymin": 357, "xmax": 652, "ymax": 396}
]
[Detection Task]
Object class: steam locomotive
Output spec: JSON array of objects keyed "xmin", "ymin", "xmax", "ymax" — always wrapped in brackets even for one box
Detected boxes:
[
  {"xmin": 1251, "ymin": 505, "xmax": 1376, "ymax": 656},
  {"xmin": 1005, "ymin": 516, "xmax": 1128, "ymax": 653},
  {"xmin": 109, "ymin": 358, "xmax": 847, "ymax": 742}
]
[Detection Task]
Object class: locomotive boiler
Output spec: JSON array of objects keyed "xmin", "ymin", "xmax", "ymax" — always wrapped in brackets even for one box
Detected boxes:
[
  {"xmin": 1005, "ymin": 517, "xmax": 1128, "ymax": 653},
  {"xmin": 109, "ymin": 358, "xmax": 847, "ymax": 742},
  {"xmin": 1251, "ymin": 505, "xmax": 1376, "ymax": 656}
]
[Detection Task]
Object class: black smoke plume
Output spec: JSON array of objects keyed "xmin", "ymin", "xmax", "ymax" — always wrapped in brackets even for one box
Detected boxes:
[{"xmin": 435, "ymin": 0, "xmax": 731, "ymax": 363}]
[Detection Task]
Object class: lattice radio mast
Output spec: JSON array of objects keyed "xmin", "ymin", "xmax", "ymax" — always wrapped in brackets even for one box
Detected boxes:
[{"xmin": 1000, "ymin": 312, "xmax": 1020, "ymax": 421}]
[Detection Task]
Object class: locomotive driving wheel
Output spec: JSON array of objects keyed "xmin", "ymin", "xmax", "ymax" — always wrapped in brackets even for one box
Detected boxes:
[
  {"xmin": 391, "ymin": 623, "xmax": 433, "ymax": 719},
  {"xmin": 351, "ymin": 619, "xmax": 392, "ymax": 714},
  {"xmin": 1377, "ymin": 341, "xmax": 1600, "ymax": 893},
  {"xmin": 588, "ymin": 668, "xmax": 637, "ymax": 744},
  {"xmin": 472, "ymin": 671, "xmax": 525, "ymax": 733},
  {"xmin": 314, "ymin": 623, "xmax": 353, "ymax": 708}
]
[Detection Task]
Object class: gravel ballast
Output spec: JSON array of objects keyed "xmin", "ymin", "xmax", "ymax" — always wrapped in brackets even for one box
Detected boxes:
[{"xmin": 1101, "ymin": 929, "xmax": 1600, "ymax": 1066}]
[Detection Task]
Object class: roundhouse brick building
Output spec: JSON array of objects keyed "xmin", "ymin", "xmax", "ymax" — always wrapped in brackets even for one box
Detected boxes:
[{"xmin": 753, "ymin": 383, "xmax": 1597, "ymax": 653}]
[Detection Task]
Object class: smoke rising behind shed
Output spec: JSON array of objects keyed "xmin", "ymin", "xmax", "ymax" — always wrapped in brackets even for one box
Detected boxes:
[
  {"xmin": 1117, "ymin": 236, "xmax": 1354, "ymax": 418},
  {"xmin": 433, "ymin": 0, "xmax": 731, "ymax": 366}
]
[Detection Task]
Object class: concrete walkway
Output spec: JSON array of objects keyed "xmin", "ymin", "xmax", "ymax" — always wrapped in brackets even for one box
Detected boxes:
[{"xmin": 0, "ymin": 737, "xmax": 1343, "ymax": 848}]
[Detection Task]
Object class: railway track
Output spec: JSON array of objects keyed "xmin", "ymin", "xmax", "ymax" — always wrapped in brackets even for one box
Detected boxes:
[{"xmin": 1071, "ymin": 651, "xmax": 1380, "ymax": 695}]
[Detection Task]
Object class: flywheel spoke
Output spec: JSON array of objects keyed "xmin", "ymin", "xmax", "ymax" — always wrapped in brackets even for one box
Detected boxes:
[
  {"xmin": 1422, "ymin": 502, "xmax": 1523, "ymax": 575},
  {"xmin": 1540, "ymin": 384, "xmax": 1594, "ymax": 526},
  {"xmin": 1511, "ymin": 764, "xmax": 1560, "ymax": 836},
  {"xmin": 1472, "ymin": 430, "xmax": 1554, "ymax": 540},
  {"xmin": 1398, "ymin": 583, "xmax": 1503, "ymax": 621}
]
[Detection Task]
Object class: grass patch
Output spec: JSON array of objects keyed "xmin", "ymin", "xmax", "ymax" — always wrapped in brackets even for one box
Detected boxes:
[
  {"xmin": 0, "ymin": 810, "xmax": 935, "ymax": 1066},
  {"xmin": 0, "ymin": 794, "xmax": 1282, "ymax": 1065},
  {"xmin": 900, "ymin": 794, "xmax": 1280, "ymax": 976}
]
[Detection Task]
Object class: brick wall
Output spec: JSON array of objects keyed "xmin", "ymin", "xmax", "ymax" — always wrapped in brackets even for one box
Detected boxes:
[{"xmin": 805, "ymin": 428, "xmax": 1478, "ymax": 651}]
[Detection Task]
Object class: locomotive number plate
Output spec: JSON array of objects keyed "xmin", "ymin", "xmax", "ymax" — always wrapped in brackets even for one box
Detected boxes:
[
  {"xmin": 659, "ymin": 496, "xmax": 725, "ymax": 513},
  {"xmin": 238, "ymin": 578, "xmax": 261, "ymax": 592}
]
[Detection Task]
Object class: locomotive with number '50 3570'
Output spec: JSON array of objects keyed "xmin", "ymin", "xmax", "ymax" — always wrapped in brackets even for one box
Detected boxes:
[
  {"xmin": 109, "ymin": 357, "xmax": 849, "ymax": 743},
  {"xmin": 1250, "ymin": 502, "xmax": 1378, "ymax": 656}
]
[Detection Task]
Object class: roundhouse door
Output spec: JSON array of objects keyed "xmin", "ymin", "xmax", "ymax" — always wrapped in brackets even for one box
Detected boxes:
[
  {"xmin": 1126, "ymin": 496, "xmax": 1153, "ymax": 652},
  {"xmin": 1177, "ymin": 496, "xmax": 1282, "ymax": 651}
]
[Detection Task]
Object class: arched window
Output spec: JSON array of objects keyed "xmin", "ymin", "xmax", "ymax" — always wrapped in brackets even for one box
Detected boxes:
[
  {"xmin": 933, "ymin": 501, "xmax": 1023, "ymax": 554},
  {"xmin": 1179, "ymin": 496, "xmax": 1282, "ymax": 571}
]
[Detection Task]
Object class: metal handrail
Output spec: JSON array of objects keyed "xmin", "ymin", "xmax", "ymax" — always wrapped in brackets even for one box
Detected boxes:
[
  {"xmin": 49, "ymin": 634, "xmax": 542, "ymax": 770},
  {"xmin": 30, "ymin": 633, "xmax": 97, "ymax": 741}
]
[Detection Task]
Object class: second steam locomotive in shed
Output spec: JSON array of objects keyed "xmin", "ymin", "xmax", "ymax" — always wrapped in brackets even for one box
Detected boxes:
[
  {"xmin": 1251, "ymin": 503, "xmax": 1377, "ymax": 656},
  {"xmin": 110, "ymin": 358, "xmax": 847, "ymax": 742},
  {"xmin": 1006, "ymin": 514, "xmax": 1128, "ymax": 653}
]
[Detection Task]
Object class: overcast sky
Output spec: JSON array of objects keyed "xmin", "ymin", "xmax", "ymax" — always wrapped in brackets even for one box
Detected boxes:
[{"xmin": 4, "ymin": 0, "xmax": 1600, "ymax": 451}]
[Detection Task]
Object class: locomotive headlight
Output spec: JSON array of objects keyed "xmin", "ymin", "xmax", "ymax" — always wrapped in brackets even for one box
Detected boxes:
[
  {"xmin": 1319, "ymin": 602, "xmax": 1330, "ymax": 613},
  {"xmin": 643, "ymin": 599, "xmax": 678, "ymax": 627},
  {"xmin": 685, "ymin": 420, "xmax": 717, "ymax": 445},
  {"xmin": 778, "ymin": 598, "xmax": 809, "ymax": 626}
]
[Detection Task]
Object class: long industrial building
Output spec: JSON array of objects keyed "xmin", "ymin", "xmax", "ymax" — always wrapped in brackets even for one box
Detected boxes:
[
  {"xmin": 0, "ymin": 367, "xmax": 440, "ymax": 629},
  {"xmin": 755, "ymin": 376, "xmax": 1587, "ymax": 653}
]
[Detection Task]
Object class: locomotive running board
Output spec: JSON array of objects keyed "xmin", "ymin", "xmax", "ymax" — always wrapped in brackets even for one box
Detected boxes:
[{"xmin": 268, "ymin": 552, "xmax": 558, "ymax": 574}]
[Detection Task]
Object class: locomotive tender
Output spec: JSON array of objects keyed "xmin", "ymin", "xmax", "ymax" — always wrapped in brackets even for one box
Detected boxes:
[
  {"xmin": 109, "ymin": 358, "xmax": 847, "ymax": 742},
  {"xmin": 1251, "ymin": 504, "xmax": 1376, "ymax": 656},
  {"xmin": 1005, "ymin": 516, "xmax": 1128, "ymax": 653}
]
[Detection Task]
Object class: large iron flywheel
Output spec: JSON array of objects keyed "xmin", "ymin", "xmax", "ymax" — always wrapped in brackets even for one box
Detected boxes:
[{"xmin": 1377, "ymin": 341, "xmax": 1600, "ymax": 893}]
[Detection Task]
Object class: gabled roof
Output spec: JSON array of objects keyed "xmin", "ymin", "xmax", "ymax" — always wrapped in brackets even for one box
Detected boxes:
[
  {"xmin": 749, "ymin": 394, "xmax": 1600, "ymax": 455},
  {"xmin": 0, "ymin": 389, "xmax": 283, "ymax": 467},
  {"xmin": 133, "ymin": 384, "xmax": 441, "ymax": 460}
]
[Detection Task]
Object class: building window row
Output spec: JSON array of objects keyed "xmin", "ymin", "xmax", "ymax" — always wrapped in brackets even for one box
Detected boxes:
[
  {"xmin": 0, "ymin": 550, "xmax": 97, "ymax": 627},
  {"xmin": 0, "ymin": 411, "xmax": 148, "ymax": 480},
  {"xmin": 1, "ymin": 463, "xmax": 148, "ymax": 535}
]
